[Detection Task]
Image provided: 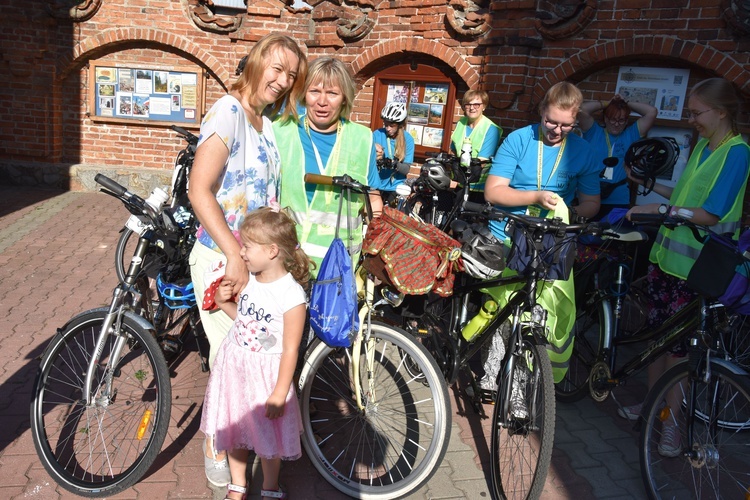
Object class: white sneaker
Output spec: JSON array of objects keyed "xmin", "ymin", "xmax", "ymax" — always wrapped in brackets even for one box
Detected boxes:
[
  {"xmin": 617, "ymin": 403, "xmax": 643, "ymax": 421},
  {"xmin": 203, "ymin": 438, "xmax": 231, "ymax": 487},
  {"xmin": 658, "ymin": 421, "xmax": 682, "ymax": 458}
]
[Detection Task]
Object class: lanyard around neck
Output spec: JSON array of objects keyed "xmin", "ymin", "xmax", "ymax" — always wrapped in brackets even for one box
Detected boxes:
[
  {"xmin": 304, "ymin": 116, "xmax": 343, "ymax": 174},
  {"xmin": 537, "ymin": 125, "xmax": 567, "ymax": 191}
]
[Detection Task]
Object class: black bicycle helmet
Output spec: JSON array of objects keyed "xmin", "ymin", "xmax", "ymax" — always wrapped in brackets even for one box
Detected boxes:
[
  {"xmin": 423, "ymin": 159, "xmax": 452, "ymax": 191},
  {"xmin": 625, "ymin": 136, "xmax": 679, "ymax": 181},
  {"xmin": 451, "ymin": 220, "xmax": 505, "ymax": 279}
]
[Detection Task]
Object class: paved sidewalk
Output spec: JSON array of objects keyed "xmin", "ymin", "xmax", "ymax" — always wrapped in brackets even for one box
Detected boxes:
[{"xmin": 0, "ymin": 186, "xmax": 647, "ymax": 499}]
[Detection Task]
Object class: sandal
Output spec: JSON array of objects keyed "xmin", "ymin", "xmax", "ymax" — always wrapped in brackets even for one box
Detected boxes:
[
  {"xmin": 261, "ymin": 487, "xmax": 288, "ymax": 499},
  {"xmin": 225, "ymin": 483, "xmax": 247, "ymax": 500}
]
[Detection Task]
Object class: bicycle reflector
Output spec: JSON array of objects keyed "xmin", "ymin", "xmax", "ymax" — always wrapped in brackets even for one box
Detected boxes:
[{"xmin": 156, "ymin": 274, "xmax": 196, "ymax": 309}]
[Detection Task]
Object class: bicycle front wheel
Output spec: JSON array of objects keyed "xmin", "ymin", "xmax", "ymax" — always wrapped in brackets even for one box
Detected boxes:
[
  {"xmin": 30, "ymin": 309, "xmax": 171, "ymax": 497},
  {"xmin": 555, "ymin": 295, "xmax": 609, "ymax": 403},
  {"xmin": 298, "ymin": 321, "xmax": 450, "ymax": 499},
  {"xmin": 491, "ymin": 340, "xmax": 555, "ymax": 500},
  {"xmin": 639, "ymin": 360, "xmax": 750, "ymax": 499}
]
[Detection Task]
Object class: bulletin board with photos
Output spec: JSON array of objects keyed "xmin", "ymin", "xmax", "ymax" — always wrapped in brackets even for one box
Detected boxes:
[
  {"xmin": 370, "ymin": 64, "xmax": 457, "ymax": 159},
  {"xmin": 88, "ymin": 60, "xmax": 205, "ymax": 127}
]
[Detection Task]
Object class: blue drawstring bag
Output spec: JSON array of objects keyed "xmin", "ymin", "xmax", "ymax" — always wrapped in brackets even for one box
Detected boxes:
[
  {"xmin": 716, "ymin": 230, "xmax": 750, "ymax": 314},
  {"xmin": 309, "ymin": 188, "xmax": 359, "ymax": 347}
]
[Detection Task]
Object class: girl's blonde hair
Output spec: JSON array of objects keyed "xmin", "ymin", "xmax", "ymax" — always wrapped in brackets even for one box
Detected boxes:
[
  {"xmin": 690, "ymin": 78, "xmax": 742, "ymax": 134},
  {"xmin": 539, "ymin": 81, "xmax": 583, "ymax": 115},
  {"xmin": 239, "ymin": 207, "xmax": 314, "ymax": 285},
  {"xmin": 232, "ymin": 33, "xmax": 308, "ymax": 123}
]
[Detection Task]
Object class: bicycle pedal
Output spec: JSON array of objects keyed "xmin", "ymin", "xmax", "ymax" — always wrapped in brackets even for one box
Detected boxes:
[
  {"xmin": 480, "ymin": 389, "xmax": 497, "ymax": 405},
  {"xmin": 159, "ymin": 337, "xmax": 182, "ymax": 360}
]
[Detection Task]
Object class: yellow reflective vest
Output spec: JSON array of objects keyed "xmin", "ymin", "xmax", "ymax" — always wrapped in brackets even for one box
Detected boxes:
[
  {"xmin": 650, "ymin": 136, "xmax": 750, "ymax": 279},
  {"xmin": 450, "ymin": 115, "xmax": 502, "ymax": 192},
  {"xmin": 273, "ymin": 118, "xmax": 372, "ymax": 277}
]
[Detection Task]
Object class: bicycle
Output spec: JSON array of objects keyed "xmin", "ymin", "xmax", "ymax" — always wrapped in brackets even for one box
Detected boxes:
[
  {"xmin": 555, "ymin": 213, "xmax": 750, "ymax": 415},
  {"xmin": 296, "ymin": 173, "xmax": 452, "ymax": 499},
  {"xmin": 29, "ymin": 172, "xmax": 200, "ymax": 497},
  {"xmin": 113, "ymin": 125, "xmax": 202, "ymax": 360},
  {"xmin": 412, "ymin": 200, "xmax": 605, "ymax": 500},
  {"xmin": 627, "ymin": 213, "xmax": 750, "ymax": 499}
]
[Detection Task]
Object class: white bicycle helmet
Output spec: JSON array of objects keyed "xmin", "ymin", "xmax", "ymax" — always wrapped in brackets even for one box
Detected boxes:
[
  {"xmin": 451, "ymin": 220, "xmax": 505, "ymax": 280},
  {"xmin": 423, "ymin": 160, "xmax": 452, "ymax": 191},
  {"xmin": 381, "ymin": 102, "xmax": 408, "ymax": 123}
]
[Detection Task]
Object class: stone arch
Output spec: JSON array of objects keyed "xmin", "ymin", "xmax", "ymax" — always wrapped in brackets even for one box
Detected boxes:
[
  {"xmin": 530, "ymin": 36, "xmax": 749, "ymax": 106},
  {"xmin": 350, "ymin": 38, "xmax": 480, "ymax": 89},
  {"xmin": 55, "ymin": 27, "xmax": 231, "ymax": 89}
]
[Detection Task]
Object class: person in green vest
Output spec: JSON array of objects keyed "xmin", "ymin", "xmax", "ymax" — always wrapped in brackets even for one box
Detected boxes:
[
  {"xmin": 450, "ymin": 89, "xmax": 503, "ymax": 198},
  {"xmin": 620, "ymin": 77, "xmax": 750, "ymax": 458},
  {"xmin": 273, "ymin": 57, "xmax": 384, "ymax": 276}
]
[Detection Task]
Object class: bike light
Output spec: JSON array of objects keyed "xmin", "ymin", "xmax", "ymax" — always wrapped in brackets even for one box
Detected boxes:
[{"xmin": 658, "ymin": 406, "xmax": 671, "ymax": 422}]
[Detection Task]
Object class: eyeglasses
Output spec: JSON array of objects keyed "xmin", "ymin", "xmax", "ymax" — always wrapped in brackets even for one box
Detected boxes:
[
  {"xmin": 686, "ymin": 108, "xmax": 714, "ymax": 119},
  {"xmin": 464, "ymin": 102, "xmax": 483, "ymax": 109},
  {"xmin": 543, "ymin": 118, "xmax": 575, "ymax": 132},
  {"xmin": 606, "ymin": 116, "xmax": 628, "ymax": 125}
]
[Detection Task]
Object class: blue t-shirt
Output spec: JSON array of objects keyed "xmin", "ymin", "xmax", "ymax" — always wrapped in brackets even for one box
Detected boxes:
[
  {"xmin": 298, "ymin": 122, "xmax": 381, "ymax": 202},
  {"xmin": 583, "ymin": 122, "xmax": 642, "ymax": 205},
  {"xmin": 372, "ymin": 128, "xmax": 415, "ymax": 191},
  {"xmin": 487, "ymin": 124, "xmax": 600, "ymax": 239},
  {"xmin": 699, "ymin": 144, "xmax": 750, "ymax": 218}
]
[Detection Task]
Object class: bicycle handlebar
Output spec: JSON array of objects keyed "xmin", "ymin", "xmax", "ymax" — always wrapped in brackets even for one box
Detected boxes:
[
  {"xmin": 303, "ymin": 173, "xmax": 372, "ymax": 194},
  {"xmin": 169, "ymin": 124, "xmax": 199, "ymax": 146},
  {"xmin": 95, "ymin": 173, "xmax": 130, "ymax": 198},
  {"xmin": 462, "ymin": 200, "xmax": 603, "ymax": 235}
]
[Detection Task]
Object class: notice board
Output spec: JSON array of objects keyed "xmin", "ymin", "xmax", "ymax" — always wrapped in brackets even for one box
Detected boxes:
[{"xmin": 89, "ymin": 61, "xmax": 205, "ymax": 127}]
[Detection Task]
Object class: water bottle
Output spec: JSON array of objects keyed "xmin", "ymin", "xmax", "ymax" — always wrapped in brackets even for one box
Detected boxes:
[
  {"xmin": 126, "ymin": 187, "xmax": 169, "ymax": 234},
  {"xmin": 460, "ymin": 138, "xmax": 472, "ymax": 169},
  {"xmin": 462, "ymin": 299, "xmax": 498, "ymax": 342}
]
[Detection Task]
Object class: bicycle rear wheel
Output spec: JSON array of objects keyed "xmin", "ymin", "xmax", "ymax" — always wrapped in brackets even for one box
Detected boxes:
[
  {"xmin": 639, "ymin": 360, "xmax": 750, "ymax": 499},
  {"xmin": 491, "ymin": 339, "xmax": 555, "ymax": 500},
  {"xmin": 30, "ymin": 308, "xmax": 171, "ymax": 497},
  {"xmin": 298, "ymin": 321, "xmax": 450, "ymax": 499}
]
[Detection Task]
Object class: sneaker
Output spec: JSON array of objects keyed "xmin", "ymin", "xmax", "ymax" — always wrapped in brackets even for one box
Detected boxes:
[
  {"xmin": 204, "ymin": 438, "xmax": 231, "ymax": 487},
  {"xmin": 658, "ymin": 421, "xmax": 682, "ymax": 458},
  {"xmin": 617, "ymin": 403, "xmax": 643, "ymax": 421}
]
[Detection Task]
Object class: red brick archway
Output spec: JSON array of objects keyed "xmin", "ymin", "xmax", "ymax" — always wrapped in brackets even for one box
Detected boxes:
[
  {"xmin": 351, "ymin": 37, "xmax": 480, "ymax": 89},
  {"xmin": 531, "ymin": 35, "xmax": 749, "ymax": 105}
]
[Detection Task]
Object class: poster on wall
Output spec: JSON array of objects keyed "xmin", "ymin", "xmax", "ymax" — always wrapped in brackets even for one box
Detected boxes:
[
  {"xmin": 428, "ymin": 104, "xmax": 444, "ymax": 126},
  {"xmin": 387, "ymin": 84, "xmax": 409, "ymax": 103},
  {"xmin": 616, "ymin": 66, "xmax": 689, "ymax": 121},
  {"xmin": 422, "ymin": 127, "xmax": 444, "ymax": 148},
  {"xmin": 407, "ymin": 124, "xmax": 424, "ymax": 145},
  {"xmin": 407, "ymin": 103, "xmax": 429, "ymax": 124},
  {"xmin": 90, "ymin": 60, "xmax": 203, "ymax": 125},
  {"xmin": 424, "ymin": 84, "xmax": 449, "ymax": 104}
]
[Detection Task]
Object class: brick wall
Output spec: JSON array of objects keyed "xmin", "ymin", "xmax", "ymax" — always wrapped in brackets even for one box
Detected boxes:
[{"xmin": 1, "ymin": 0, "xmax": 749, "ymax": 193}]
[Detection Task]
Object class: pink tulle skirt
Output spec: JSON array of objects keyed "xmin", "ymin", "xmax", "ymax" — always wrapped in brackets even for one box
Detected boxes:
[{"xmin": 200, "ymin": 338, "xmax": 302, "ymax": 460}]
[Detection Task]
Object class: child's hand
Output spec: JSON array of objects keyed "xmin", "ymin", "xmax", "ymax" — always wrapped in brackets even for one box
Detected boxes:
[
  {"xmin": 215, "ymin": 280, "xmax": 235, "ymax": 304},
  {"xmin": 265, "ymin": 391, "xmax": 287, "ymax": 420}
]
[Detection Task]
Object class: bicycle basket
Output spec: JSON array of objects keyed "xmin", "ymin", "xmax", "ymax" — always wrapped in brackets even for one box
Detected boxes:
[
  {"xmin": 687, "ymin": 231, "xmax": 750, "ymax": 312},
  {"xmin": 362, "ymin": 206, "xmax": 463, "ymax": 296},
  {"xmin": 156, "ymin": 273, "xmax": 197, "ymax": 309},
  {"xmin": 506, "ymin": 221, "xmax": 577, "ymax": 281}
]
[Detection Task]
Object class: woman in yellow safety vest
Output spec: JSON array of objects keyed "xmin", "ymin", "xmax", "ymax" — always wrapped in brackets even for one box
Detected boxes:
[
  {"xmin": 621, "ymin": 78, "xmax": 750, "ymax": 458},
  {"xmin": 273, "ymin": 57, "xmax": 384, "ymax": 275}
]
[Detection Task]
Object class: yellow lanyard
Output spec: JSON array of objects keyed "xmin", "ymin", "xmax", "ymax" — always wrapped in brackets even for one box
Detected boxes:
[
  {"xmin": 604, "ymin": 131, "xmax": 612, "ymax": 157},
  {"xmin": 537, "ymin": 125, "xmax": 567, "ymax": 191},
  {"xmin": 304, "ymin": 116, "xmax": 343, "ymax": 174}
]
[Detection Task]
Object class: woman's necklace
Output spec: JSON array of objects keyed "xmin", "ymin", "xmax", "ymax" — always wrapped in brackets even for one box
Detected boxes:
[{"xmin": 712, "ymin": 130, "xmax": 735, "ymax": 151}]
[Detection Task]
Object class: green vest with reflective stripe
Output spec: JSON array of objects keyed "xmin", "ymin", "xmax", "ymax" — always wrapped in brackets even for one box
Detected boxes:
[
  {"xmin": 650, "ymin": 136, "xmax": 750, "ymax": 279},
  {"xmin": 274, "ymin": 118, "xmax": 371, "ymax": 277},
  {"xmin": 450, "ymin": 115, "xmax": 502, "ymax": 192}
]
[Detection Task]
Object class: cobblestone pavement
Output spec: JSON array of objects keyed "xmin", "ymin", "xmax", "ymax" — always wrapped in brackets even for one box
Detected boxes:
[{"xmin": 0, "ymin": 186, "xmax": 647, "ymax": 499}]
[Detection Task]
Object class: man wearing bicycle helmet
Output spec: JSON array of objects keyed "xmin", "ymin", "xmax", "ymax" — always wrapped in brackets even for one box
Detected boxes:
[
  {"xmin": 450, "ymin": 89, "xmax": 502, "ymax": 195},
  {"xmin": 373, "ymin": 101, "xmax": 414, "ymax": 195}
]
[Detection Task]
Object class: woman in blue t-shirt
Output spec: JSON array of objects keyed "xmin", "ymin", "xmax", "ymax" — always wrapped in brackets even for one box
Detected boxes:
[
  {"xmin": 578, "ymin": 94, "xmax": 658, "ymax": 217},
  {"xmin": 372, "ymin": 102, "xmax": 414, "ymax": 194}
]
